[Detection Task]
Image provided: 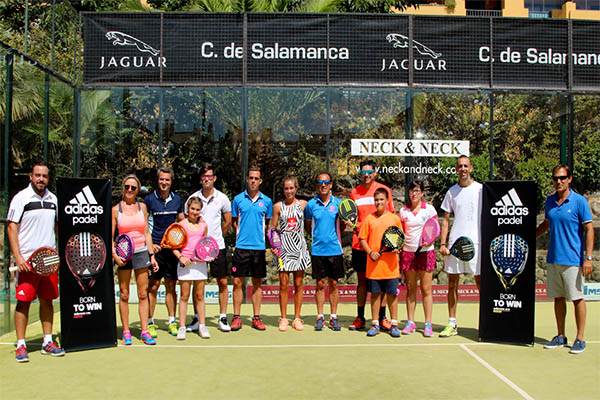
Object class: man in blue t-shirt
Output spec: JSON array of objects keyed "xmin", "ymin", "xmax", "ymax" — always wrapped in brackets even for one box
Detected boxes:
[
  {"xmin": 305, "ymin": 172, "xmax": 344, "ymax": 332},
  {"xmin": 536, "ymin": 164, "xmax": 594, "ymax": 355},
  {"xmin": 230, "ymin": 166, "xmax": 273, "ymax": 331},
  {"xmin": 143, "ymin": 167, "xmax": 184, "ymax": 338}
]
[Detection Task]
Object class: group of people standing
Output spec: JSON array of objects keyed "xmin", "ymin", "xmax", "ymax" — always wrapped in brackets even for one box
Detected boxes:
[{"xmin": 7, "ymin": 155, "xmax": 594, "ymax": 362}]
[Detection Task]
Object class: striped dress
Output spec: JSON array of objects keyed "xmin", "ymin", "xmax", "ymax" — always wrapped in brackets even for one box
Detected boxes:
[{"xmin": 275, "ymin": 200, "xmax": 311, "ymax": 272}]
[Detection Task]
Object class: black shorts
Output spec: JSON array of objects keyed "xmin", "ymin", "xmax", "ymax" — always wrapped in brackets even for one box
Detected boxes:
[
  {"xmin": 209, "ymin": 248, "xmax": 228, "ymax": 279},
  {"xmin": 311, "ymin": 255, "xmax": 345, "ymax": 281},
  {"xmin": 232, "ymin": 248, "xmax": 266, "ymax": 279},
  {"xmin": 351, "ymin": 249, "xmax": 367, "ymax": 273},
  {"xmin": 149, "ymin": 249, "xmax": 179, "ymax": 281},
  {"xmin": 367, "ymin": 278, "xmax": 399, "ymax": 295}
]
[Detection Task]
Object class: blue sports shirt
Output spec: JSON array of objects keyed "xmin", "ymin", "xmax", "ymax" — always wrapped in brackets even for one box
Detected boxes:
[
  {"xmin": 231, "ymin": 191, "xmax": 273, "ymax": 250},
  {"xmin": 305, "ymin": 194, "xmax": 343, "ymax": 256},
  {"xmin": 545, "ymin": 190, "xmax": 592, "ymax": 266},
  {"xmin": 144, "ymin": 191, "xmax": 184, "ymax": 245}
]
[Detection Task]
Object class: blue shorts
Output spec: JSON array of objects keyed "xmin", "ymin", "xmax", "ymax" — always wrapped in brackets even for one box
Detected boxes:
[{"xmin": 367, "ymin": 278, "xmax": 399, "ymax": 295}]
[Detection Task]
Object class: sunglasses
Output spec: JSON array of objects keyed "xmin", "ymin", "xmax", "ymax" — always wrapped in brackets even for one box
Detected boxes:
[
  {"xmin": 201, "ymin": 174, "xmax": 215, "ymax": 179},
  {"xmin": 317, "ymin": 180, "xmax": 331, "ymax": 185},
  {"xmin": 552, "ymin": 175, "xmax": 569, "ymax": 182},
  {"xmin": 361, "ymin": 169, "xmax": 375, "ymax": 175},
  {"xmin": 124, "ymin": 184, "xmax": 137, "ymax": 191}
]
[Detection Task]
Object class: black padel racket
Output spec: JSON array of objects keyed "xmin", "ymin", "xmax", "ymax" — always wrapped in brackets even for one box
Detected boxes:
[
  {"xmin": 338, "ymin": 198, "xmax": 359, "ymax": 235},
  {"xmin": 66, "ymin": 232, "xmax": 107, "ymax": 292},
  {"xmin": 490, "ymin": 233, "xmax": 529, "ymax": 291},
  {"xmin": 449, "ymin": 236, "xmax": 475, "ymax": 262},
  {"xmin": 379, "ymin": 226, "xmax": 405, "ymax": 254},
  {"xmin": 9, "ymin": 247, "xmax": 60, "ymax": 276}
]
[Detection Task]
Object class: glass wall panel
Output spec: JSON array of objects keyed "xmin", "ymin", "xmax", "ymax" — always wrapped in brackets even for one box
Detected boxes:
[
  {"xmin": 572, "ymin": 94, "xmax": 600, "ymax": 273},
  {"xmin": 247, "ymin": 88, "xmax": 328, "ymax": 201},
  {"xmin": 49, "ymin": 76, "xmax": 73, "ymax": 180},
  {"xmin": 162, "ymin": 88, "xmax": 242, "ymax": 200},
  {"xmin": 492, "ymin": 93, "xmax": 562, "ymax": 211},
  {"xmin": 0, "ymin": 47, "xmax": 9, "ymax": 336},
  {"xmin": 412, "ymin": 91, "xmax": 491, "ymax": 208},
  {"xmin": 79, "ymin": 87, "xmax": 160, "ymax": 202}
]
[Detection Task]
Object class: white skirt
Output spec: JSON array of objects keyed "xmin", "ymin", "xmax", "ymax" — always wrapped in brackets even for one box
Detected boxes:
[{"xmin": 177, "ymin": 261, "xmax": 208, "ymax": 281}]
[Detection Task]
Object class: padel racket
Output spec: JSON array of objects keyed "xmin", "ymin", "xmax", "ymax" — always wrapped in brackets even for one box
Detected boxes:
[
  {"xmin": 379, "ymin": 225, "xmax": 405, "ymax": 254},
  {"xmin": 449, "ymin": 236, "xmax": 475, "ymax": 262},
  {"xmin": 160, "ymin": 222, "xmax": 188, "ymax": 249},
  {"xmin": 66, "ymin": 232, "xmax": 107, "ymax": 292},
  {"xmin": 9, "ymin": 247, "xmax": 60, "ymax": 276},
  {"xmin": 115, "ymin": 234, "xmax": 134, "ymax": 262},
  {"xmin": 338, "ymin": 198, "xmax": 359, "ymax": 235},
  {"xmin": 490, "ymin": 233, "xmax": 529, "ymax": 291},
  {"xmin": 193, "ymin": 236, "xmax": 220, "ymax": 262},
  {"xmin": 416, "ymin": 217, "xmax": 440, "ymax": 254},
  {"xmin": 268, "ymin": 228, "xmax": 284, "ymax": 271}
]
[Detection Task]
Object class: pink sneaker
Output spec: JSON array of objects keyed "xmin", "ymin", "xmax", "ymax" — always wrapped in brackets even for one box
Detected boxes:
[
  {"xmin": 401, "ymin": 320, "xmax": 416, "ymax": 335},
  {"xmin": 423, "ymin": 322, "xmax": 434, "ymax": 337}
]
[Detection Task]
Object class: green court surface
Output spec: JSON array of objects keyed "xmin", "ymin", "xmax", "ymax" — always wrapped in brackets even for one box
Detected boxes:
[{"xmin": 1, "ymin": 302, "xmax": 598, "ymax": 400}]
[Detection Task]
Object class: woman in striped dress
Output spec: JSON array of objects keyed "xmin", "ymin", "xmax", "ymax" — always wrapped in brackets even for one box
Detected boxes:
[{"xmin": 270, "ymin": 175, "xmax": 311, "ymax": 331}]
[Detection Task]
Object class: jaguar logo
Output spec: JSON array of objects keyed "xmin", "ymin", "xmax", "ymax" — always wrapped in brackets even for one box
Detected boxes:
[
  {"xmin": 386, "ymin": 33, "xmax": 442, "ymax": 59},
  {"xmin": 381, "ymin": 33, "xmax": 446, "ymax": 72},
  {"xmin": 105, "ymin": 31, "xmax": 160, "ymax": 56}
]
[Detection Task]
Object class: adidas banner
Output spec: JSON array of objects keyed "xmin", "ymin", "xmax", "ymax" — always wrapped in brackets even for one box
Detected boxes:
[
  {"xmin": 57, "ymin": 178, "xmax": 117, "ymax": 352},
  {"xmin": 479, "ymin": 181, "xmax": 537, "ymax": 345}
]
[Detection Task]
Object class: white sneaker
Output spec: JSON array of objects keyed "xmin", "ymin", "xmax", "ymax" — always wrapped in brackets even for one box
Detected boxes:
[
  {"xmin": 199, "ymin": 324, "xmax": 211, "ymax": 339},
  {"xmin": 186, "ymin": 316, "xmax": 199, "ymax": 332},
  {"xmin": 176, "ymin": 326, "xmax": 186, "ymax": 340},
  {"xmin": 219, "ymin": 316, "xmax": 231, "ymax": 332}
]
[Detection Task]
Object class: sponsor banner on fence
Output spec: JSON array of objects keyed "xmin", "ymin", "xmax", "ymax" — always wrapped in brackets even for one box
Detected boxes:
[
  {"xmin": 351, "ymin": 139, "xmax": 469, "ymax": 157},
  {"xmin": 115, "ymin": 285, "xmax": 233, "ymax": 304},
  {"xmin": 57, "ymin": 178, "xmax": 117, "ymax": 352},
  {"xmin": 584, "ymin": 282, "xmax": 600, "ymax": 301},
  {"xmin": 83, "ymin": 13, "xmax": 600, "ymax": 89},
  {"xmin": 479, "ymin": 181, "xmax": 537, "ymax": 345}
]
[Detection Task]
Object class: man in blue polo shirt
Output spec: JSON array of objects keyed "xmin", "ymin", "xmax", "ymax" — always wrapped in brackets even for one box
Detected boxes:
[
  {"xmin": 305, "ymin": 172, "xmax": 344, "ymax": 331},
  {"xmin": 230, "ymin": 166, "xmax": 273, "ymax": 331},
  {"xmin": 536, "ymin": 164, "xmax": 594, "ymax": 354},
  {"xmin": 144, "ymin": 167, "xmax": 184, "ymax": 338}
]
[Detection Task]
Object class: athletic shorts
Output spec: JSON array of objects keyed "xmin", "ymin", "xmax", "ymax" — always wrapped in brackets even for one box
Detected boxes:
[
  {"xmin": 546, "ymin": 264, "xmax": 584, "ymax": 301},
  {"xmin": 118, "ymin": 249, "xmax": 151, "ymax": 271},
  {"xmin": 400, "ymin": 250, "xmax": 436, "ymax": 272},
  {"xmin": 209, "ymin": 248, "xmax": 228, "ymax": 279},
  {"xmin": 232, "ymin": 248, "xmax": 266, "ymax": 278},
  {"xmin": 311, "ymin": 255, "xmax": 345, "ymax": 281},
  {"xmin": 15, "ymin": 270, "xmax": 59, "ymax": 302},
  {"xmin": 444, "ymin": 243, "xmax": 481, "ymax": 276},
  {"xmin": 367, "ymin": 278, "xmax": 399, "ymax": 295},
  {"xmin": 351, "ymin": 249, "xmax": 367, "ymax": 273},
  {"xmin": 149, "ymin": 249, "xmax": 178, "ymax": 281}
]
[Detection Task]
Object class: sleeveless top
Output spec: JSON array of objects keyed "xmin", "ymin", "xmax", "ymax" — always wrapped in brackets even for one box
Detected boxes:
[
  {"xmin": 276, "ymin": 201, "xmax": 311, "ymax": 272},
  {"xmin": 117, "ymin": 202, "xmax": 146, "ymax": 251},
  {"xmin": 180, "ymin": 218, "xmax": 207, "ymax": 259}
]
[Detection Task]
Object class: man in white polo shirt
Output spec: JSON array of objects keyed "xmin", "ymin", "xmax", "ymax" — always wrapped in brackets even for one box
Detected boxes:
[
  {"xmin": 7, "ymin": 162, "xmax": 65, "ymax": 362},
  {"xmin": 185, "ymin": 163, "xmax": 232, "ymax": 332}
]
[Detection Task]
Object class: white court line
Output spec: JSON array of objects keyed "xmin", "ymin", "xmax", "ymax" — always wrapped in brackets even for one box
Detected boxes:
[
  {"xmin": 460, "ymin": 344, "xmax": 535, "ymax": 400},
  {"xmin": 1, "ymin": 341, "xmax": 598, "ymax": 348}
]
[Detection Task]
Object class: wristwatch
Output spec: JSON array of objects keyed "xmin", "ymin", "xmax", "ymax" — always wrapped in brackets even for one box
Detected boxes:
[{"xmin": 585, "ymin": 255, "xmax": 593, "ymax": 261}]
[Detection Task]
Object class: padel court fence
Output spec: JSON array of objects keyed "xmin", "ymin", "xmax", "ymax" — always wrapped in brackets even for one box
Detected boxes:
[{"xmin": 2, "ymin": 10, "xmax": 600, "ymax": 336}]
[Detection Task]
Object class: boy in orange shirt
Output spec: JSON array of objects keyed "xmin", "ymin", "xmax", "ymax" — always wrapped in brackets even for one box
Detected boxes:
[{"xmin": 359, "ymin": 188, "xmax": 403, "ymax": 337}]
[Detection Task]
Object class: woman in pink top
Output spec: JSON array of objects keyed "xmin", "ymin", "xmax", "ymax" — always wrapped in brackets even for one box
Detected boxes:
[
  {"xmin": 111, "ymin": 174, "xmax": 158, "ymax": 346},
  {"xmin": 398, "ymin": 180, "xmax": 438, "ymax": 338},
  {"xmin": 172, "ymin": 197, "xmax": 210, "ymax": 340}
]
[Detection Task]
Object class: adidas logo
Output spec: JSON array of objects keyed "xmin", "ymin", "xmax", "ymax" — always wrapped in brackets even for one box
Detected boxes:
[
  {"xmin": 491, "ymin": 188, "xmax": 529, "ymax": 217},
  {"xmin": 18, "ymin": 289, "xmax": 25, "ymax": 296},
  {"xmin": 64, "ymin": 186, "xmax": 103, "ymax": 225}
]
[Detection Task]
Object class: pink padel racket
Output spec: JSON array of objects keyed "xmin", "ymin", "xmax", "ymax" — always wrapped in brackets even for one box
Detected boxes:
[
  {"xmin": 115, "ymin": 233, "xmax": 134, "ymax": 262},
  {"xmin": 193, "ymin": 236, "xmax": 220, "ymax": 262},
  {"xmin": 416, "ymin": 217, "xmax": 440, "ymax": 254},
  {"xmin": 268, "ymin": 228, "xmax": 284, "ymax": 271}
]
